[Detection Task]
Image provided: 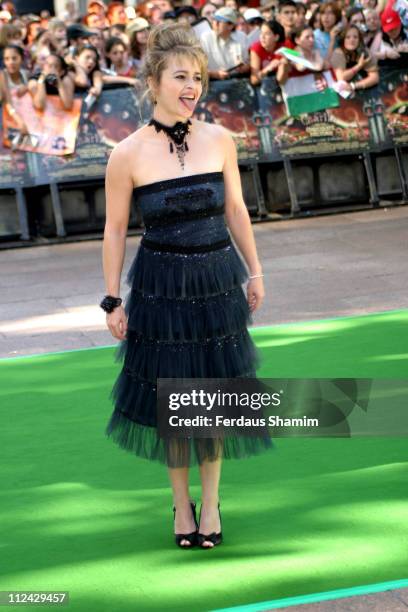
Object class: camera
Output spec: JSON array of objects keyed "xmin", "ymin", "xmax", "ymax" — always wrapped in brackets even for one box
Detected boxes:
[{"xmin": 45, "ymin": 74, "xmax": 58, "ymax": 87}]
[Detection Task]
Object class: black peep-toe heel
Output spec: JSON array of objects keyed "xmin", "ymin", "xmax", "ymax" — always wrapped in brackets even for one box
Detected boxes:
[
  {"xmin": 173, "ymin": 500, "xmax": 198, "ymax": 548},
  {"xmin": 197, "ymin": 502, "xmax": 223, "ymax": 548}
]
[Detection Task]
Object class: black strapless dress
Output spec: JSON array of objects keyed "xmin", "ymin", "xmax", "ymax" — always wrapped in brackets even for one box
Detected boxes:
[{"xmin": 105, "ymin": 171, "xmax": 274, "ymax": 467}]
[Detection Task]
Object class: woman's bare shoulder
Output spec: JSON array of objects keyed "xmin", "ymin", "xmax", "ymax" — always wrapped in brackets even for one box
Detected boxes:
[
  {"xmin": 192, "ymin": 118, "xmax": 234, "ymax": 151},
  {"xmin": 107, "ymin": 125, "xmax": 150, "ymax": 166}
]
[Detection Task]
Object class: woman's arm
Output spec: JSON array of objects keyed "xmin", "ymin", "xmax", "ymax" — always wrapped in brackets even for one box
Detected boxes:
[
  {"xmin": 250, "ymin": 50, "xmax": 262, "ymax": 86},
  {"xmin": 221, "ymin": 127, "xmax": 264, "ymax": 312},
  {"xmin": 103, "ymin": 142, "xmax": 134, "ymax": 339},
  {"xmin": 28, "ymin": 77, "xmax": 47, "ymax": 111},
  {"xmin": 90, "ymin": 70, "xmax": 104, "ymax": 96},
  {"xmin": 353, "ymin": 68, "xmax": 379, "ymax": 90},
  {"xmin": 57, "ymin": 74, "xmax": 75, "ymax": 110},
  {"xmin": 276, "ymin": 58, "xmax": 290, "ymax": 85},
  {"xmin": 339, "ymin": 55, "xmax": 376, "ymax": 82},
  {"xmin": 0, "ymin": 70, "xmax": 7, "ymax": 104}
]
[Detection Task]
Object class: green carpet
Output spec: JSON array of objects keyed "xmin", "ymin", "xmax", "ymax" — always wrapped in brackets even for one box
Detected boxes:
[{"xmin": 1, "ymin": 308, "xmax": 407, "ymax": 612}]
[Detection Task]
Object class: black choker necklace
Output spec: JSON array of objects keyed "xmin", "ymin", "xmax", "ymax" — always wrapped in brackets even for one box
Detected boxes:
[{"xmin": 148, "ymin": 117, "xmax": 192, "ymax": 170}]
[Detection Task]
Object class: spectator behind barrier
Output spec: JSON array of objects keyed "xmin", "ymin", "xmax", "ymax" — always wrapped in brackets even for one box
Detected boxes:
[
  {"xmin": 277, "ymin": 25, "xmax": 329, "ymax": 86},
  {"xmin": 58, "ymin": 1, "xmax": 81, "ymax": 25},
  {"xmin": 200, "ymin": 7, "xmax": 250, "ymax": 79},
  {"xmin": 25, "ymin": 18, "xmax": 42, "ymax": 46},
  {"xmin": 295, "ymin": 2, "xmax": 307, "ymax": 29},
  {"xmin": 28, "ymin": 52, "xmax": 75, "ymax": 110},
  {"xmin": 0, "ymin": 44, "xmax": 28, "ymax": 134},
  {"xmin": 381, "ymin": 5, "xmax": 408, "ymax": 53},
  {"xmin": 84, "ymin": 11, "xmax": 108, "ymax": 31},
  {"xmin": 126, "ymin": 17, "xmax": 150, "ymax": 71},
  {"xmin": 87, "ymin": 29, "xmax": 108, "ymax": 70},
  {"xmin": 331, "ymin": 24, "xmax": 379, "ymax": 93},
  {"xmin": 346, "ymin": 7, "xmax": 367, "ymax": 30},
  {"xmin": 107, "ymin": 23, "xmax": 128, "ymax": 45},
  {"xmin": 107, "ymin": 2, "xmax": 128, "ymax": 26},
  {"xmin": 363, "ymin": 8, "xmax": 396, "ymax": 60},
  {"xmin": 249, "ymin": 19, "xmax": 286, "ymax": 85},
  {"xmin": 0, "ymin": 23, "xmax": 24, "ymax": 67},
  {"xmin": 243, "ymin": 8, "xmax": 264, "ymax": 46},
  {"xmin": 276, "ymin": 0, "xmax": 297, "ymax": 46},
  {"xmin": 102, "ymin": 36, "xmax": 139, "ymax": 85},
  {"xmin": 47, "ymin": 18, "xmax": 68, "ymax": 55},
  {"xmin": 200, "ymin": 2, "xmax": 217, "ymax": 24},
  {"xmin": 260, "ymin": 3, "xmax": 278, "ymax": 22},
  {"xmin": 66, "ymin": 23, "xmax": 95, "ymax": 61},
  {"xmin": 308, "ymin": 6, "xmax": 321, "ymax": 31},
  {"xmin": 69, "ymin": 43, "xmax": 103, "ymax": 103},
  {"xmin": 2, "ymin": 43, "xmax": 29, "ymax": 93},
  {"xmin": 31, "ymin": 29, "xmax": 61, "ymax": 73},
  {"xmin": 313, "ymin": 1, "xmax": 343, "ymax": 60},
  {"xmin": 175, "ymin": 6, "xmax": 199, "ymax": 24}
]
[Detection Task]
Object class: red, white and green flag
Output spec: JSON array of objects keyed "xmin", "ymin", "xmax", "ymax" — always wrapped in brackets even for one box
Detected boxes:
[{"xmin": 276, "ymin": 48, "xmax": 340, "ymax": 116}]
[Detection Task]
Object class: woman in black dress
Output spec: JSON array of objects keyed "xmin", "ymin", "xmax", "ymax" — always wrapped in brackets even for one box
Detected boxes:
[{"xmin": 101, "ymin": 22, "xmax": 274, "ymax": 549}]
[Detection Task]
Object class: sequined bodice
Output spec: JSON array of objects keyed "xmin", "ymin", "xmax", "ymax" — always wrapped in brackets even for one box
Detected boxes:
[{"xmin": 133, "ymin": 171, "xmax": 229, "ymax": 247}]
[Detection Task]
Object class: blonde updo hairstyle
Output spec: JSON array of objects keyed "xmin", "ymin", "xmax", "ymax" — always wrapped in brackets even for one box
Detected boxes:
[{"xmin": 140, "ymin": 22, "xmax": 209, "ymax": 107}]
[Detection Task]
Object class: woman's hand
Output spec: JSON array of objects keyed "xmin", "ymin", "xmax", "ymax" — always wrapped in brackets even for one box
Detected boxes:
[
  {"xmin": 89, "ymin": 85, "xmax": 101, "ymax": 97},
  {"xmin": 385, "ymin": 48, "xmax": 400, "ymax": 59},
  {"xmin": 106, "ymin": 305, "xmax": 128, "ymax": 340},
  {"xmin": 357, "ymin": 53, "xmax": 371, "ymax": 68},
  {"xmin": 262, "ymin": 58, "xmax": 280, "ymax": 76},
  {"xmin": 15, "ymin": 84, "xmax": 28, "ymax": 98},
  {"xmin": 247, "ymin": 277, "xmax": 265, "ymax": 313},
  {"xmin": 330, "ymin": 24, "xmax": 341, "ymax": 39}
]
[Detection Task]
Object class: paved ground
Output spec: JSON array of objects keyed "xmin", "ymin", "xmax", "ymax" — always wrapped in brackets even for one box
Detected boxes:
[
  {"xmin": 1, "ymin": 204, "xmax": 407, "ymax": 611},
  {"xmin": 1, "ymin": 204, "xmax": 408, "ymax": 359}
]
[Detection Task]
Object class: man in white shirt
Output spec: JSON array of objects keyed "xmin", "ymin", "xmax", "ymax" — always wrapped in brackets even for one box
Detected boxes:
[{"xmin": 200, "ymin": 7, "xmax": 250, "ymax": 79}]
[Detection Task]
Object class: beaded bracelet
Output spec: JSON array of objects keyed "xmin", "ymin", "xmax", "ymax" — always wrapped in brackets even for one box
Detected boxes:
[{"xmin": 249, "ymin": 274, "xmax": 264, "ymax": 279}]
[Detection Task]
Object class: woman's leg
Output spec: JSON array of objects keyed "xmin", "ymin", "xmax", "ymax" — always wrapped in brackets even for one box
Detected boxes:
[
  {"xmin": 168, "ymin": 466, "xmax": 196, "ymax": 547},
  {"xmin": 198, "ymin": 456, "xmax": 222, "ymax": 548}
]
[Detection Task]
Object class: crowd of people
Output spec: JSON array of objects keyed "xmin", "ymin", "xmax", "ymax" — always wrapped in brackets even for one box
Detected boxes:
[{"xmin": 0, "ymin": 0, "xmax": 407, "ymax": 132}]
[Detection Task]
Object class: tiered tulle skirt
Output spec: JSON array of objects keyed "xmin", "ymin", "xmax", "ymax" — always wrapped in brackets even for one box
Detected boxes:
[{"xmin": 105, "ymin": 240, "xmax": 275, "ymax": 467}]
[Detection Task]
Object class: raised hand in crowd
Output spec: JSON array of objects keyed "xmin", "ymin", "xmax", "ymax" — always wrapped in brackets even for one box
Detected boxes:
[{"xmin": 28, "ymin": 54, "xmax": 74, "ymax": 111}]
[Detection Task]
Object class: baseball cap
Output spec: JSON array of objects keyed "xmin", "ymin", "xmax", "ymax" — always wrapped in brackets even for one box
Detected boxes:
[
  {"xmin": 67, "ymin": 23, "xmax": 95, "ymax": 40},
  {"xmin": 381, "ymin": 6, "xmax": 401, "ymax": 32},
  {"xmin": 175, "ymin": 5, "xmax": 198, "ymax": 19},
  {"xmin": 213, "ymin": 7, "xmax": 238, "ymax": 24},
  {"xmin": 243, "ymin": 8, "xmax": 263, "ymax": 22}
]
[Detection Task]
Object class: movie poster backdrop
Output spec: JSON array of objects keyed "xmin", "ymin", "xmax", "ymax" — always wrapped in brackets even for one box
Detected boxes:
[{"xmin": 0, "ymin": 60, "xmax": 407, "ymax": 188}]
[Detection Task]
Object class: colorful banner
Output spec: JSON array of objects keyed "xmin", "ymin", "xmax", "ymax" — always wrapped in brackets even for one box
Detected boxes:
[
  {"xmin": 193, "ymin": 78, "xmax": 261, "ymax": 162},
  {"xmin": 0, "ymin": 59, "xmax": 406, "ymax": 188},
  {"xmin": 2, "ymin": 91, "xmax": 82, "ymax": 156},
  {"xmin": 378, "ymin": 57, "xmax": 408, "ymax": 147},
  {"xmin": 27, "ymin": 86, "xmax": 144, "ymax": 186},
  {"xmin": 257, "ymin": 75, "xmax": 371, "ymax": 159}
]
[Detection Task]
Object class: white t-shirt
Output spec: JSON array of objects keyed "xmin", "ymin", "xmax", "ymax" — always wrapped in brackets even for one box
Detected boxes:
[{"xmin": 200, "ymin": 30, "xmax": 249, "ymax": 71}]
